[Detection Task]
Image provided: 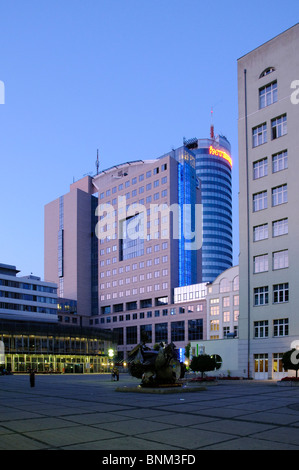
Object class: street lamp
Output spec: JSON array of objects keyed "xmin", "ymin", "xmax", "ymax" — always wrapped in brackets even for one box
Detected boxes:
[{"xmin": 108, "ymin": 348, "xmax": 115, "ymax": 371}]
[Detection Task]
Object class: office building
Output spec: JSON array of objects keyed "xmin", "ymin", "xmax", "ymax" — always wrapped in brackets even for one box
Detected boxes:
[
  {"xmin": 0, "ymin": 263, "xmax": 116, "ymax": 373},
  {"xmin": 238, "ymin": 23, "xmax": 299, "ymax": 379},
  {"xmin": 44, "ymin": 177, "xmax": 98, "ymax": 321},
  {"xmin": 183, "ymin": 134, "xmax": 233, "ymax": 282},
  {"xmin": 0, "ymin": 263, "xmax": 57, "ymax": 323},
  {"xmin": 44, "ymin": 132, "xmax": 235, "ymax": 358}
]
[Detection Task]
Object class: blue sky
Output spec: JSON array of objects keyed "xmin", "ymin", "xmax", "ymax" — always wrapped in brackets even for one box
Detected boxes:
[{"xmin": 0, "ymin": 0, "xmax": 297, "ymax": 278}]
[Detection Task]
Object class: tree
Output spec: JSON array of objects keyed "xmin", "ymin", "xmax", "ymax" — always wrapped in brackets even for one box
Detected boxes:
[
  {"xmin": 190, "ymin": 354, "xmax": 217, "ymax": 378},
  {"xmin": 282, "ymin": 349, "xmax": 299, "ymax": 378},
  {"xmin": 185, "ymin": 342, "xmax": 191, "ymax": 360}
]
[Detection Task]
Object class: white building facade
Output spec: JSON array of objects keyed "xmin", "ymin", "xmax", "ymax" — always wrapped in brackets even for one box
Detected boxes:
[{"xmin": 238, "ymin": 24, "xmax": 299, "ymax": 380}]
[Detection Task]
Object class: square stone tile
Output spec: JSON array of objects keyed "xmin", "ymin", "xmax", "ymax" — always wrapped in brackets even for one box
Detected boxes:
[
  {"xmin": 94, "ymin": 419, "xmax": 176, "ymax": 436},
  {"xmin": 24, "ymin": 426, "xmax": 121, "ymax": 447}
]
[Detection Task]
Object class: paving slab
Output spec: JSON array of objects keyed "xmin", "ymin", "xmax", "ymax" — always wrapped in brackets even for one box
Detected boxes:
[{"xmin": 1, "ymin": 374, "xmax": 299, "ymax": 451}]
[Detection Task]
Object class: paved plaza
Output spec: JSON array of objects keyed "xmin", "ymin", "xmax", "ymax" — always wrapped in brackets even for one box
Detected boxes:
[{"xmin": 1, "ymin": 373, "xmax": 299, "ymax": 450}]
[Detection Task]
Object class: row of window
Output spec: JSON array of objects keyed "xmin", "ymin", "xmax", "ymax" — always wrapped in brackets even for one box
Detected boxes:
[
  {"xmin": 0, "ymin": 302, "xmax": 57, "ymax": 315},
  {"xmin": 209, "ymin": 310, "xmax": 239, "ymax": 322},
  {"xmin": 254, "ymin": 218, "xmax": 288, "ymax": 241},
  {"xmin": 99, "ymin": 166, "xmax": 168, "ymax": 199},
  {"xmin": 94, "ymin": 304, "xmax": 204, "ymax": 325},
  {"xmin": 254, "ymin": 318, "xmax": 289, "ymax": 338},
  {"xmin": 0, "ymin": 279, "xmax": 57, "ymax": 294},
  {"xmin": 254, "ymin": 250, "xmax": 288, "ymax": 273},
  {"xmin": 253, "ymin": 184, "xmax": 287, "ymax": 211},
  {"xmin": 209, "ymin": 320, "xmax": 238, "ymax": 334},
  {"xmin": 114, "ymin": 319, "xmax": 203, "ymax": 345},
  {"xmin": 252, "ymin": 114, "xmax": 287, "ymax": 148},
  {"xmin": 100, "ymin": 283, "xmax": 169, "ymax": 300},
  {"xmin": 100, "ymin": 242, "xmax": 168, "ymax": 256},
  {"xmin": 100, "ymin": 270, "xmax": 169, "ymax": 289},
  {"xmin": 253, "ymin": 150, "xmax": 288, "ymax": 179},
  {"xmin": 209, "ymin": 295, "xmax": 239, "ymax": 307},
  {"xmin": 254, "ymin": 283, "xmax": 289, "ymax": 305},
  {"xmin": 100, "ymin": 255, "xmax": 169, "ymax": 278},
  {"xmin": 0, "ymin": 290, "xmax": 57, "ymax": 304}
]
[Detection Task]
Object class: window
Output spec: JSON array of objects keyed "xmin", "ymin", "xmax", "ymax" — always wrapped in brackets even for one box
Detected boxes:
[
  {"xmin": 254, "ymin": 254, "xmax": 268, "ymax": 273},
  {"xmin": 273, "ymin": 250, "xmax": 288, "ymax": 270},
  {"xmin": 210, "ymin": 320, "xmax": 219, "ymax": 332},
  {"xmin": 188, "ymin": 319, "xmax": 203, "ymax": 341},
  {"xmin": 223, "ymin": 311, "xmax": 230, "ymax": 322},
  {"xmin": 259, "ymin": 67, "xmax": 275, "ymax": 78},
  {"xmin": 273, "ymin": 218, "xmax": 288, "ymax": 237},
  {"xmin": 155, "ymin": 323, "xmax": 168, "ymax": 342},
  {"xmin": 219, "ymin": 278, "xmax": 230, "ymax": 293},
  {"xmin": 271, "ymin": 114, "xmax": 287, "ymax": 140},
  {"xmin": 233, "ymin": 276, "xmax": 239, "ymax": 291},
  {"xmin": 253, "ymin": 123, "xmax": 267, "ymax": 147},
  {"xmin": 253, "ymin": 191, "xmax": 267, "ymax": 212},
  {"xmin": 254, "ymin": 286, "xmax": 269, "ymax": 306},
  {"xmin": 254, "ymin": 320, "xmax": 269, "ymax": 338},
  {"xmin": 272, "ymin": 184, "xmax": 287, "ymax": 206},
  {"xmin": 126, "ymin": 326, "xmax": 137, "ymax": 345},
  {"xmin": 259, "ymin": 81, "xmax": 277, "ymax": 108},
  {"xmin": 210, "ymin": 305, "xmax": 219, "ymax": 316},
  {"xmin": 171, "ymin": 321, "xmax": 185, "ymax": 342},
  {"xmin": 223, "ymin": 297, "xmax": 230, "ymax": 307},
  {"xmin": 253, "ymin": 158, "xmax": 268, "ymax": 179},
  {"xmin": 253, "ymin": 224, "xmax": 268, "ymax": 242},
  {"xmin": 272, "ymin": 150, "xmax": 288, "ymax": 173},
  {"xmin": 273, "ymin": 319, "xmax": 289, "ymax": 337},
  {"xmin": 273, "ymin": 283, "xmax": 289, "ymax": 303}
]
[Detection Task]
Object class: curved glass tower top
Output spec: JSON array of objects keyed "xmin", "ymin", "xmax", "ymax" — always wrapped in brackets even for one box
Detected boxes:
[{"xmin": 184, "ymin": 135, "xmax": 233, "ymax": 283}]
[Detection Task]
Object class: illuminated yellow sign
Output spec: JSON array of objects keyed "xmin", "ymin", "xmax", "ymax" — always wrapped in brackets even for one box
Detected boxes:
[{"xmin": 209, "ymin": 146, "xmax": 232, "ymax": 167}]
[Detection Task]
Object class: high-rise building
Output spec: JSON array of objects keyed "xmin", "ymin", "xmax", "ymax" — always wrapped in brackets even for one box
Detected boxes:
[
  {"xmin": 181, "ymin": 134, "xmax": 233, "ymax": 283},
  {"xmin": 44, "ymin": 150, "xmax": 202, "ymax": 321},
  {"xmin": 238, "ymin": 23, "xmax": 299, "ymax": 379},
  {"xmin": 44, "ymin": 133, "xmax": 234, "ymax": 358},
  {"xmin": 44, "ymin": 176, "xmax": 99, "ymax": 322}
]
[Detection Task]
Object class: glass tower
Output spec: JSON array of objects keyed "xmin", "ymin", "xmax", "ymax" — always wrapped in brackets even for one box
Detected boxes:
[{"xmin": 184, "ymin": 135, "xmax": 233, "ymax": 283}]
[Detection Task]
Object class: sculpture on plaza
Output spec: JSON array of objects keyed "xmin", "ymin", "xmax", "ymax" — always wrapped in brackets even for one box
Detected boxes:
[{"xmin": 128, "ymin": 341, "xmax": 182, "ymax": 387}]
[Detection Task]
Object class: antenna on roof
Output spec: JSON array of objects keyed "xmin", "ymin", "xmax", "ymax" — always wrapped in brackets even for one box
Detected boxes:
[
  {"xmin": 210, "ymin": 107, "xmax": 214, "ymax": 140},
  {"xmin": 96, "ymin": 149, "xmax": 99, "ymax": 175}
]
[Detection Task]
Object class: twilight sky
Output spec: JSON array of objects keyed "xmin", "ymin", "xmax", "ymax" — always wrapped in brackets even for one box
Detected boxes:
[{"xmin": 0, "ymin": 0, "xmax": 297, "ymax": 278}]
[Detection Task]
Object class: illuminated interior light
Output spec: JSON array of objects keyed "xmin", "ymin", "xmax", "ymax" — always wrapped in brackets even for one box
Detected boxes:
[{"xmin": 209, "ymin": 146, "xmax": 232, "ymax": 167}]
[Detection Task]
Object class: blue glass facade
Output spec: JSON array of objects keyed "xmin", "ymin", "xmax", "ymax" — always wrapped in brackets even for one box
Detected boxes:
[
  {"xmin": 192, "ymin": 136, "xmax": 233, "ymax": 283},
  {"xmin": 161, "ymin": 147, "xmax": 199, "ymax": 287}
]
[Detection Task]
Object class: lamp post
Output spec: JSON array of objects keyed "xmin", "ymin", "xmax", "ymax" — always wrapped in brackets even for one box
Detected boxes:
[{"xmin": 108, "ymin": 348, "xmax": 114, "ymax": 372}]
